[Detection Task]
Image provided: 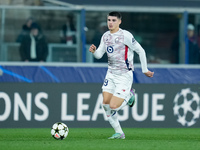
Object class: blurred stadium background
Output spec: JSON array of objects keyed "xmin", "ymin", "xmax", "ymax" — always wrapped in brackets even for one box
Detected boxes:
[{"xmin": 0, "ymin": 0, "xmax": 200, "ymax": 129}]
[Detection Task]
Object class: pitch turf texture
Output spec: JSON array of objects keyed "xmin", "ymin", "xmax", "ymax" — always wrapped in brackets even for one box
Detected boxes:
[{"xmin": 0, "ymin": 128, "xmax": 199, "ymax": 150}]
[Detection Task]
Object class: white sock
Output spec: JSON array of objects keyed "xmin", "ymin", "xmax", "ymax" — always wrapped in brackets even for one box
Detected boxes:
[
  {"xmin": 102, "ymin": 92, "xmax": 133, "ymax": 134},
  {"xmin": 111, "ymin": 112, "xmax": 123, "ymax": 134},
  {"xmin": 103, "ymin": 104, "xmax": 123, "ymax": 134},
  {"xmin": 102, "ymin": 104, "xmax": 111, "ymax": 117}
]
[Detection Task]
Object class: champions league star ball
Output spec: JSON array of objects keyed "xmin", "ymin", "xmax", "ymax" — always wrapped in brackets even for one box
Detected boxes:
[
  {"xmin": 173, "ymin": 88, "xmax": 200, "ymax": 127},
  {"xmin": 51, "ymin": 122, "xmax": 69, "ymax": 140}
]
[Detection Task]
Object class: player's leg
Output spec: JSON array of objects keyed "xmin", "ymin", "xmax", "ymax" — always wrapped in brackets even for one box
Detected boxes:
[
  {"xmin": 102, "ymin": 92, "xmax": 124, "ymax": 136},
  {"xmin": 101, "ymin": 72, "xmax": 128, "ymax": 139},
  {"xmin": 110, "ymin": 71, "xmax": 134, "ymax": 111},
  {"xmin": 102, "ymin": 91, "xmax": 112, "ymax": 105},
  {"xmin": 107, "ymin": 72, "xmax": 135, "ymax": 139},
  {"xmin": 106, "ymin": 95, "xmax": 127, "ymax": 139},
  {"xmin": 102, "ymin": 91, "xmax": 113, "ymax": 123},
  {"xmin": 107, "ymin": 94, "xmax": 130, "ymax": 139},
  {"xmin": 109, "ymin": 96, "xmax": 125, "ymax": 110},
  {"xmin": 106, "ymin": 90, "xmax": 135, "ymax": 139},
  {"xmin": 110, "ymin": 89, "xmax": 135, "ymax": 110},
  {"xmin": 107, "ymin": 108, "xmax": 125, "ymax": 139},
  {"xmin": 101, "ymin": 73, "xmax": 124, "ymax": 138}
]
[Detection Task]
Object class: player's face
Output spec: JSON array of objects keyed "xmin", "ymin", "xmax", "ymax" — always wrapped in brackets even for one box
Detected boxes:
[{"xmin": 107, "ymin": 16, "xmax": 121, "ymax": 33}]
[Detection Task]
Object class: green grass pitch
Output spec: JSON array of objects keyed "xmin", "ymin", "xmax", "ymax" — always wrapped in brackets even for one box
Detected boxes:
[{"xmin": 0, "ymin": 128, "xmax": 200, "ymax": 150}]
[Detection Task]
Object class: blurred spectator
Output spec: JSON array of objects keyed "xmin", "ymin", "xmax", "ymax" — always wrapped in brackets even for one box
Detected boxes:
[
  {"xmin": 92, "ymin": 22, "xmax": 108, "ymax": 63},
  {"xmin": 187, "ymin": 24, "xmax": 200, "ymax": 64},
  {"xmin": 19, "ymin": 23, "xmax": 48, "ymax": 62},
  {"xmin": 16, "ymin": 17, "xmax": 35, "ymax": 43},
  {"xmin": 197, "ymin": 24, "xmax": 200, "ymax": 63},
  {"xmin": 60, "ymin": 14, "xmax": 76, "ymax": 45}
]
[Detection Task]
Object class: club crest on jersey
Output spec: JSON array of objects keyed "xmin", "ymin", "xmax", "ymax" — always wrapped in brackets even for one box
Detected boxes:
[
  {"xmin": 115, "ymin": 37, "xmax": 119, "ymax": 43},
  {"xmin": 107, "ymin": 46, "xmax": 114, "ymax": 53}
]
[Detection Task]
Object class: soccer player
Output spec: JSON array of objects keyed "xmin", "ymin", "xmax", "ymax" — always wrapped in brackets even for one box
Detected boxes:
[{"xmin": 89, "ymin": 11, "xmax": 154, "ymax": 139}]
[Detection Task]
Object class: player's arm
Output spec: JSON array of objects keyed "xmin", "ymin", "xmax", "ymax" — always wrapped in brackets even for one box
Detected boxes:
[
  {"xmin": 133, "ymin": 41, "xmax": 154, "ymax": 77},
  {"xmin": 89, "ymin": 44, "xmax": 96, "ymax": 53},
  {"xmin": 124, "ymin": 31, "xmax": 154, "ymax": 77},
  {"xmin": 89, "ymin": 36, "xmax": 106, "ymax": 59},
  {"xmin": 144, "ymin": 70, "xmax": 154, "ymax": 77}
]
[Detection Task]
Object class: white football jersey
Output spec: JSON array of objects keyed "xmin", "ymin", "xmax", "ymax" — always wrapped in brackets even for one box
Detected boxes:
[{"xmin": 93, "ymin": 28, "xmax": 148, "ymax": 75}]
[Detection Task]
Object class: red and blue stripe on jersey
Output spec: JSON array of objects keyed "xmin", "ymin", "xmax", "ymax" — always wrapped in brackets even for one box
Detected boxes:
[{"xmin": 125, "ymin": 45, "xmax": 132, "ymax": 71}]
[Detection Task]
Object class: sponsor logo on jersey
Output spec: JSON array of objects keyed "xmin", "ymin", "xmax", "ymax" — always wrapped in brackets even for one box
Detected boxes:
[{"xmin": 107, "ymin": 46, "xmax": 114, "ymax": 53}]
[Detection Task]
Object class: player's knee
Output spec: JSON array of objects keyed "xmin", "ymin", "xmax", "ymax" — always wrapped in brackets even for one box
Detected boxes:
[
  {"xmin": 103, "ymin": 99, "xmax": 110, "ymax": 105},
  {"xmin": 109, "ymin": 103, "xmax": 119, "ymax": 110}
]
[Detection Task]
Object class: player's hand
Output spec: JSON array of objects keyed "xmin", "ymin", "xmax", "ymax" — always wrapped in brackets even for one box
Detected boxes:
[
  {"xmin": 144, "ymin": 71, "xmax": 154, "ymax": 78},
  {"xmin": 89, "ymin": 44, "xmax": 96, "ymax": 53}
]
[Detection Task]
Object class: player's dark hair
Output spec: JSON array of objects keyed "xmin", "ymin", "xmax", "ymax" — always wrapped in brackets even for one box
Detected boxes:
[{"xmin": 108, "ymin": 11, "xmax": 122, "ymax": 20}]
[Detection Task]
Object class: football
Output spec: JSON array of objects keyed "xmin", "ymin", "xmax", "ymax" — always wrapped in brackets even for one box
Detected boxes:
[{"xmin": 51, "ymin": 122, "xmax": 69, "ymax": 140}]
